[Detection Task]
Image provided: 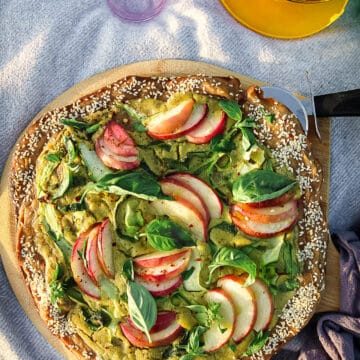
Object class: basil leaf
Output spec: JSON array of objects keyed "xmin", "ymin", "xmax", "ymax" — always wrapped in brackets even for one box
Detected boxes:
[
  {"xmin": 207, "ymin": 247, "xmax": 256, "ymax": 285},
  {"xmin": 218, "ymin": 99, "xmax": 242, "ymax": 122},
  {"xmin": 232, "ymin": 169, "xmax": 297, "ymax": 203},
  {"xmin": 245, "ymin": 330, "xmax": 270, "ymax": 355},
  {"xmin": 127, "ymin": 281, "xmax": 157, "ymax": 343},
  {"xmin": 95, "ymin": 169, "xmax": 171, "ymax": 201},
  {"xmin": 146, "ymin": 218, "xmax": 196, "ymax": 250}
]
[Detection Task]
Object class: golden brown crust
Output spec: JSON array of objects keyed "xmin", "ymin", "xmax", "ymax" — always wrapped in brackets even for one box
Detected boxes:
[{"xmin": 9, "ymin": 76, "xmax": 327, "ymax": 360}]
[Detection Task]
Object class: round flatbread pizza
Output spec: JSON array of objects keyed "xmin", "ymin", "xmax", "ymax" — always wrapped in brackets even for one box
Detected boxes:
[{"xmin": 9, "ymin": 73, "xmax": 328, "ymax": 360}]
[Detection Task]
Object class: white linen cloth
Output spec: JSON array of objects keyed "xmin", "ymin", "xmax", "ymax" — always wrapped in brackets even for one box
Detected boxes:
[{"xmin": 0, "ymin": 1, "xmax": 359, "ymax": 359}]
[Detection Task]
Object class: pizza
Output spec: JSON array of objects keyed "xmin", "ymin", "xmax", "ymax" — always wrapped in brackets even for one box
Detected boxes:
[{"xmin": 9, "ymin": 74, "xmax": 328, "ymax": 360}]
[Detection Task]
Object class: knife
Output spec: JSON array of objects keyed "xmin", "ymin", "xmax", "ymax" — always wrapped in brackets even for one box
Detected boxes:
[{"xmin": 261, "ymin": 87, "xmax": 360, "ymax": 140}]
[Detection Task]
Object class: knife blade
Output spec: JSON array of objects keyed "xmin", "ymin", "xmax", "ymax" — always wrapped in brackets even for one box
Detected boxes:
[{"xmin": 261, "ymin": 87, "xmax": 360, "ymax": 141}]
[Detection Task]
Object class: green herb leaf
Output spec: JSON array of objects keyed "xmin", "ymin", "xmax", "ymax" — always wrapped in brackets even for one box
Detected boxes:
[
  {"xmin": 210, "ymin": 134, "xmax": 235, "ymax": 153},
  {"xmin": 64, "ymin": 136, "xmax": 76, "ymax": 164},
  {"xmin": 133, "ymin": 121, "xmax": 148, "ymax": 132},
  {"xmin": 187, "ymin": 302, "xmax": 224, "ymax": 329},
  {"xmin": 232, "ymin": 169, "xmax": 297, "ymax": 203},
  {"xmin": 82, "ymin": 308, "xmax": 112, "ymax": 331},
  {"xmin": 127, "ymin": 281, "xmax": 157, "ymax": 343},
  {"xmin": 245, "ymin": 330, "xmax": 270, "ymax": 355},
  {"xmin": 122, "ymin": 259, "xmax": 134, "ymax": 281},
  {"xmin": 86, "ymin": 123, "xmax": 101, "ymax": 134},
  {"xmin": 260, "ymin": 108, "xmax": 275, "ymax": 124},
  {"xmin": 283, "ymin": 240, "xmax": 300, "ymax": 277},
  {"xmin": 51, "ymin": 163, "xmax": 73, "ymax": 201},
  {"xmin": 277, "ymin": 278, "xmax": 300, "ymax": 292},
  {"xmin": 207, "ymin": 247, "xmax": 257, "ymax": 285},
  {"xmin": 146, "ymin": 217, "xmax": 196, "ymax": 251},
  {"xmin": 241, "ymin": 127, "xmax": 256, "ymax": 152},
  {"xmin": 218, "ymin": 99, "xmax": 242, "ymax": 122},
  {"xmin": 45, "ymin": 153, "xmax": 61, "ymax": 163},
  {"xmin": 181, "ymin": 267, "xmax": 195, "ymax": 281},
  {"xmin": 94, "ymin": 169, "xmax": 171, "ymax": 201},
  {"xmin": 119, "ymin": 103, "xmax": 146, "ymax": 122},
  {"xmin": 61, "ymin": 118, "xmax": 91, "ymax": 129}
]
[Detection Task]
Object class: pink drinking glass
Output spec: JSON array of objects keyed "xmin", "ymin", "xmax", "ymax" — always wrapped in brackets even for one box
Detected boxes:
[{"xmin": 107, "ymin": 0, "xmax": 167, "ymax": 22}]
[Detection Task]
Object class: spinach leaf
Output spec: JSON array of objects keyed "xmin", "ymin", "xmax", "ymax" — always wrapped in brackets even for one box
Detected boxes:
[
  {"xmin": 64, "ymin": 136, "xmax": 77, "ymax": 164},
  {"xmin": 207, "ymin": 247, "xmax": 257, "ymax": 285},
  {"xmin": 245, "ymin": 330, "xmax": 270, "ymax": 355},
  {"xmin": 133, "ymin": 121, "xmax": 148, "ymax": 132},
  {"xmin": 232, "ymin": 169, "xmax": 297, "ymax": 203},
  {"xmin": 126, "ymin": 281, "xmax": 157, "ymax": 343},
  {"xmin": 86, "ymin": 123, "xmax": 101, "ymax": 134},
  {"xmin": 277, "ymin": 278, "xmax": 300, "ymax": 292},
  {"xmin": 146, "ymin": 217, "xmax": 196, "ymax": 251},
  {"xmin": 94, "ymin": 169, "xmax": 171, "ymax": 201}
]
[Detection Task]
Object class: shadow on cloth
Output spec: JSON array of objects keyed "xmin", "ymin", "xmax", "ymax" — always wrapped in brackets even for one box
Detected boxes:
[{"xmin": 274, "ymin": 231, "xmax": 360, "ymax": 360}]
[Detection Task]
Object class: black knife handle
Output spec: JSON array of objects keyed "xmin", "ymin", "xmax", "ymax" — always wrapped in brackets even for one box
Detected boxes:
[{"xmin": 314, "ymin": 89, "xmax": 360, "ymax": 117}]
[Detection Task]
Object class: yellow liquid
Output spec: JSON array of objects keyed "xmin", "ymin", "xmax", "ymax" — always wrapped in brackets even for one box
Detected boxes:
[{"xmin": 220, "ymin": 0, "xmax": 348, "ymax": 39}]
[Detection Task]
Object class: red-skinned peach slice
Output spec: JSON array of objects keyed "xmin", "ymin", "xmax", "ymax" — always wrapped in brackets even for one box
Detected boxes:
[
  {"xmin": 134, "ymin": 248, "xmax": 192, "ymax": 282},
  {"xmin": 95, "ymin": 137, "xmax": 140, "ymax": 170},
  {"xmin": 146, "ymin": 99, "xmax": 195, "ymax": 135},
  {"xmin": 148, "ymin": 103, "xmax": 207, "ymax": 140},
  {"xmin": 167, "ymin": 173, "xmax": 223, "ymax": 219},
  {"xmin": 71, "ymin": 229, "xmax": 100, "ymax": 300},
  {"xmin": 97, "ymin": 218, "xmax": 115, "ymax": 279},
  {"xmin": 159, "ymin": 178, "xmax": 210, "ymax": 225},
  {"xmin": 107, "ymin": 120, "xmax": 136, "ymax": 146},
  {"xmin": 244, "ymin": 191, "xmax": 295, "ymax": 208},
  {"xmin": 231, "ymin": 200, "xmax": 298, "ymax": 224},
  {"xmin": 85, "ymin": 224, "xmax": 104, "ymax": 284},
  {"xmin": 151, "ymin": 198, "xmax": 207, "ymax": 242},
  {"xmin": 231, "ymin": 212, "xmax": 298, "ymax": 238},
  {"xmin": 217, "ymin": 275, "xmax": 256, "ymax": 343},
  {"xmin": 121, "ymin": 312, "xmax": 183, "ymax": 348},
  {"xmin": 134, "ymin": 275, "xmax": 182, "ymax": 297},
  {"xmin": 133, "ymin": 248, "xmax": 190, "ymax": 268},
  {"xmin": 103, "ymin": 125, "xmax": 138, "ymax": 157},
  {"xmin": 185, "ymin": 109, "xmax": 226, "ymax": 144},
  {"xmin": 250, "ymin": 279, "xmax": 274, "ymax": 332},
  {"xmin": 128, "ymin": 311, "xmax": 177, "ymax": 333},
  {"xmin": 203, "ymin": 289, "xmax": 235, "ymax": 352}
]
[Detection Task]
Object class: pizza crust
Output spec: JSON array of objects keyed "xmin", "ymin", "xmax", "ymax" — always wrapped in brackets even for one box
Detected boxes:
[{"xmin": 9, "ymin": 75, "xmax": 328, "ymax": 360}]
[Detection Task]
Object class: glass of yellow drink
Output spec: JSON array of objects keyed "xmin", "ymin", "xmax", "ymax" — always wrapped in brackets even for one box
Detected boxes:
[{"xmin": 220, "ymin": 0, "xmax": 349, "ymax": 39}]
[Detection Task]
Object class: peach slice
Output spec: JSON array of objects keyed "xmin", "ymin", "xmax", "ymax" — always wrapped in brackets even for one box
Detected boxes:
[
  {"xmin": 146, "ymin": 99, "xmax": 195, "ymax": 135},
  {"xmin": 71, "ymin": 229, "xmax": 100, "ymax": 300},
  {"xmin": 217, "ymin": 275, "xmax": 256, "ymax": 343},
  {"xmin": 203, "ymin": 289, "xmax": 235, "ymax": 352}
]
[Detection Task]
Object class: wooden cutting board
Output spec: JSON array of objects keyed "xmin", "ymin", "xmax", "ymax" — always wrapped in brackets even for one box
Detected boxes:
[{"xmin": 0, "ymin": 59, "xmax": 338, "ymax": 359}]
